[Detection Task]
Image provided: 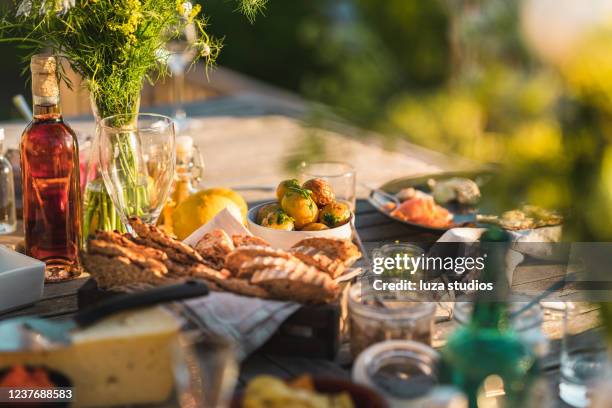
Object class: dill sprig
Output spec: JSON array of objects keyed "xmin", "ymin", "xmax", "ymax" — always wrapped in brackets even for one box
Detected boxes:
[
  {"xmin": 0, "ymin": 0, "xmax": 265, "ymax": 118},
  {"xmin": 236, "ymin": 0, "xmax": 267, "ymax": 23}
]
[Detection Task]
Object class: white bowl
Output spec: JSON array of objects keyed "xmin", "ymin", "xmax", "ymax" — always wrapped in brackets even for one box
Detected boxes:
[{"xmin": 247, "ymin": 201, "xmax": 353, "ymax": 249}]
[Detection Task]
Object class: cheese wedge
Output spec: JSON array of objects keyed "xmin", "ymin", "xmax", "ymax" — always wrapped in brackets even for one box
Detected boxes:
[{"xmin": 0, "ymin": 307, "xmax": 181, "ymax": 407}]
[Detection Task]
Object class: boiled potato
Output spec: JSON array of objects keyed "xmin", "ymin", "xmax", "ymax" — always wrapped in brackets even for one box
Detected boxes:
[
  {"xmin": 301, "ymin": 222, "xmax": 329, "ymax": 231},
  {"xmin": 281, "ymin": 190, "xmax": 318, "ymax": 229},
  {"xmin": 257, "ymin": 202, "xmax": 281, "ymax": 224},
  {"xmin": 276, "ymin": 179, "xmax": 300, "ymax": 202},
  {"xmin": 261, "ymin": 210, "xmax": 295, "ymax": 231},
  {"xmin": 302, "ymin": 178, "xmax": 335, "ymax": 207},
  {"xmin": 319, "ymin": 202, "xmax": 351, "ymax": 227}
]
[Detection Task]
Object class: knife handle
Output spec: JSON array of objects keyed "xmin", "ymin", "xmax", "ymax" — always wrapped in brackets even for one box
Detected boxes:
[{"xmin": 73, "ymin": 280, "xmax": 209, "ymax": 328}]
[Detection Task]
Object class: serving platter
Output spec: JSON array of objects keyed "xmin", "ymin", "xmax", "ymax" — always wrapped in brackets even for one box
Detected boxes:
[{"xmin": 368, "ymin": 170, "xmax": 495, "ymax": 233}]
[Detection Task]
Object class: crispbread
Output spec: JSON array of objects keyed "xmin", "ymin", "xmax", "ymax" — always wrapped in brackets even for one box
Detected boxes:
[
  {"xmin": 165, "ymin": 260, "xmax": 230, "ymax": 283},
  {"xmin": 129, "ymin": 217, "xmax": 204, "ymax": 263},
  {"xmin": 216, "ymin": 277, "xmax": 271, "ymax": 298},
  {"xmin": 235, "ymin": 256, "xmax": 303, "ymax": 279},
  {"xmin": 291, "ymin": 237, "xmax": 361, "ymax": 266},
  {"xmin": 289, "ymin": 246, "xmax": 346, "ymax": 279},
  {"xmin": 232, "ymin": 235, "xmax": 270, "ymax": 248},
  {"xmin": 194, "ymin": 229, "xmax": 235, "ymax": 269},
  {"xmin": 251, "ymin": 263, "xmax": 339, "ymax": 303},
  {"xmin": 88, "ymin": 239, "xmax": 169, "ymax": 274},
  {"xmin": 224, "ymin": 245, "xmax": 292, "ymax": 275},
  {"xmin": 92, "ymin": 230, "xmax": 168, "ymax": 261},
  {"xmin": 83, "ymin": 254, "xmax": 167, "ymax": 289}
]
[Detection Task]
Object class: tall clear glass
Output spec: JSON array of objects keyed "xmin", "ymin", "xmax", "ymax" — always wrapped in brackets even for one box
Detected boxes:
[
  {"xmin": 298, "ymin": 161, "xmax": 356, "ymax": 210},
  {"xmin": 558, "ymin": 302, "xmax": 609, "ymax": 408},
  {"xmin": 0, "ymin": 129, "xmax": 16, "ymax": 235},
  {"xmin": 165, "ymin": 22, "xmax": 198, "ymax": 129},
  {"xmin": 97, "ymin": 114, "xmax": 176, "ymax": 231}
]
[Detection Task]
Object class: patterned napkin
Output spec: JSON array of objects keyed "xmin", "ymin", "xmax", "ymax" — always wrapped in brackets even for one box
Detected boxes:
[{"xmin": 181, "ymin": 293, "xmax": 299, "ymax": 361}]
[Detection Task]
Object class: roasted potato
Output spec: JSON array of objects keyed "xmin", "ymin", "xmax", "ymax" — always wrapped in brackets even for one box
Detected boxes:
[
  {"xmin": 276, "ymin": 179, "xmax": 300, "ymax": 202},
  {"xmin": 256, "ymin": 202, "xmax": 281, "ymax": 224},
  {"xmin": 302, "ymin": 178, "xmax": 335, "ymax": 207},
  {"xmin": 261, "ymin": 210, "xmax": 295, "ymax": 231},
  {"xmin": 281, "ymin": 190, "xmax": 319, "ymax": 229},
  {"xmin": 301, "ymin": 222, "xmax": 329, "ymax": 231},
  {"xmin": 319, "ymin": 202, "xmax": 351, "ymax": 227}
]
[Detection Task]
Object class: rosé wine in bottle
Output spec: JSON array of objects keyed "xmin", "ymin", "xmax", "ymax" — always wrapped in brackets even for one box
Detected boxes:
[{"xmin": 21, "ymin": 54, "xmax": 82, "ymax": 282}]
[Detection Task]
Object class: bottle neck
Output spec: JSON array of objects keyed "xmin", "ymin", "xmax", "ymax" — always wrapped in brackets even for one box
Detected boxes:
[{"xmin": 32, "ymin": 95, "xmax": 62, "ymax": 121}]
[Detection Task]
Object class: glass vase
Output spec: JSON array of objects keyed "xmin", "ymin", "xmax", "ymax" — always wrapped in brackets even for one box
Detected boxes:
[{"xmin": 82, "ymin": 94, "xmax": 140, "ymax": 238}]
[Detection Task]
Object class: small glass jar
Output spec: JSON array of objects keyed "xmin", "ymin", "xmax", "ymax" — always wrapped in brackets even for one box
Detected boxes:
[
  {"xmin": 349, "ymin": 280, "xmax": 436, "ymax": 358},
  {"xmin": 371, "ymin": 243, "xmax": 425, "ymax": 277},
  {"xmin": 0, "ymin": 129, "xmax": 16, "ymax": 235},
  {"xmin": 352, "ymin": 340, "xmax": 467, "ymax": 407}
]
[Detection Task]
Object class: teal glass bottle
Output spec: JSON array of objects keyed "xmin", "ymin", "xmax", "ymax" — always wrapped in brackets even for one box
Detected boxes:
[{"xmin": 440, "ymin": 228, "xmax": 538, "ymax": 407}]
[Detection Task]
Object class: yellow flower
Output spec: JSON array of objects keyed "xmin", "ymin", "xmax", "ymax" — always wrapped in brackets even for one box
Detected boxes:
[
  {"xmin": 190, "ymin": 4, "xmax": 201, "ymax": 21},
  {"xmin": 175, "ymin": 1, "xmax": 201, "ymax": 23},
  {"xmin": 107, "ymin": 0, "xmax": 143, "ymax": 44}
]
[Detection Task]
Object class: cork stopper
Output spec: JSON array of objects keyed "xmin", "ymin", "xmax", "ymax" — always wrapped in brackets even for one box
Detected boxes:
[{"xmin": 31, "ymin": 54, "xmax": 59, "ymax": 98}]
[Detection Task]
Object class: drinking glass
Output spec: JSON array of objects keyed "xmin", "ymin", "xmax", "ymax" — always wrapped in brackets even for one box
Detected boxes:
[
  {"xmin": 97, "ymin": 114, "xmax": 176, "ymax": 230},
  {"xmin": 173, "ymin": 331, "xmax": 238, "ymax": 408},
  {"xmin": 166, "ymin": 22, "xmax": 198, "ymax": 129},
  {"xmin": 556, "ymin": 302, "xmax": 609, "ymax": 408},
  {"xmin": 298, "ymin": 161, "xmax": 356, "ymax": 210}
]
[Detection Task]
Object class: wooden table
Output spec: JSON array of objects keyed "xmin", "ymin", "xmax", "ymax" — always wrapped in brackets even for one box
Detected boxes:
[
  {"xmin": 0, "ymin": 98, "xmax": 598, "ymax": 406},
  {"xmin": 0, "ymin": 199, "xmax": 598, "ymax": 407}
]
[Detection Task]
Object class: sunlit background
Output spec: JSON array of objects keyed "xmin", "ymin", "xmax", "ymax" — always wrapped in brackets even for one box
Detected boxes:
[{"xmin": 2, "ymin": 0, "xmax": 612, "ymax": 242}]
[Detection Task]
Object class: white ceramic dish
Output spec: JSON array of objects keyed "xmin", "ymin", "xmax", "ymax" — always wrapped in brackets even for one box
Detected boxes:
[
  {"xmin": 247, "ymin": 201, "xmax": 353, "ymax": 249},
  {"xmin": 0, "ymin": 246, "xmax": 45, "ymax": 313}
]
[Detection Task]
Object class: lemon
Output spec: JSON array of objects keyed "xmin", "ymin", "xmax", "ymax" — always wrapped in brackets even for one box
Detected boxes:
[
  {"xmin": 202, "ymin": 187, "xmax": 248, "ymax": 220},
  {"xmin": 173, "ymin": 193, "xmax": 241, "ymax": 240}
]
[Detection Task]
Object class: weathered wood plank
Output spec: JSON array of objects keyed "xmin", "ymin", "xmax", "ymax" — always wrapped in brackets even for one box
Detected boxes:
[
  {"xmin": 0, "ymin": 295, "xmax": 78, "ymax": 320},
  {"xmin": 41, "ymin": 274, "xmax": 89, "ymax": 299},
  {"xmin": 264, "ymin": 354, "xmax": 350, "ymax": 379},
  {"xmin": 238, "ymin": 354, "xmax": 292, "ymax": 388}
]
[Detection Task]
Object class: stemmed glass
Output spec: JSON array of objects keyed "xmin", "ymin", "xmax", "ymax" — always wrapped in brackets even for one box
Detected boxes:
[
  {"xmin": 97, "ymin": 114, "xmax": 176, "ymax": 231},
  {"xmin": 166, "ymin": 22, "xmax": 198, "ymax": 130}
]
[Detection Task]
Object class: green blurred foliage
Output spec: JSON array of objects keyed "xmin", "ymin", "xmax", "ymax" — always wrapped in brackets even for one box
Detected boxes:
[{"xmin": 203, "ymin": 0, "xmax": 450, "ymax": 127}]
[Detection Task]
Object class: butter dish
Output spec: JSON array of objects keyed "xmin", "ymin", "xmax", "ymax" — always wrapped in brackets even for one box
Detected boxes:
[{"xmin": 0, "ymin": 245, "xmax": 45, "ymax": 313}]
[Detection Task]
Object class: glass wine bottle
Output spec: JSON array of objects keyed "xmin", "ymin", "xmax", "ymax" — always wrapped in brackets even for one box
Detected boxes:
[
  {"xmin": 440, "ymin": 228, "xmax": 537, "ymax": 407},
  {"xmin": 20, "ymin": 54, "xmax": 83, "ymax": 282}
]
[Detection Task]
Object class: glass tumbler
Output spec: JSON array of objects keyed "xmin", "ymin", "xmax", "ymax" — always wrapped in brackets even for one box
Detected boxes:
[
  {"xmin": 557, "ymin": 302, "xmax": 609, "ymax": 408},
  {"xmin": 298, "ymin": 161, "xmax": 356, "ymax": 210}
]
